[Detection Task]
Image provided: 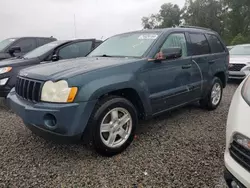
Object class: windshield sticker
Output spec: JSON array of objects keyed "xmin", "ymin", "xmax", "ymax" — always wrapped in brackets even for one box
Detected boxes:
[
  {"xmin": 9, "ymin": 39, "xmax": 16, "ymax": 42},
  {"xmin": 138, "ymin": 34, "xmax": 158, "ymax": 40}
]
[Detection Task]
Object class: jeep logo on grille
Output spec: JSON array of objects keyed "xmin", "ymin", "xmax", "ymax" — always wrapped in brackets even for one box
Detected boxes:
[{"xmin": 20, "ymin": 72, "xmax": 28, "ymax": 77}]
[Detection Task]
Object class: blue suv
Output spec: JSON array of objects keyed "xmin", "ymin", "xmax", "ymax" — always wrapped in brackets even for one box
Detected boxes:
[{"xmin": 8, "ymin": 26, "xmax": 229, "ymax": 156}]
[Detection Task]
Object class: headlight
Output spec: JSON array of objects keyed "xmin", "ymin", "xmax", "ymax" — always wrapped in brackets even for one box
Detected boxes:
[
  {"xmin": 233, "ymin": 133, "xmax": 250, "ymax": 150},
  {"xmin": 41, "ymin": 80, "xmax": 78, "ymax": 103},
  {"xmin": 0, "ymin": 67, "xmax": 12, "ymax": 74},
  {"xmin": 241, "ymin": 76, "xmax": 250, "ymax": 105}
]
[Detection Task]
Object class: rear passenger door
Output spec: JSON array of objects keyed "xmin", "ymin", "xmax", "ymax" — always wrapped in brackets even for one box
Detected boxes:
[
  {"xmin": 188, "ymin": 33, "xmax": 212, "ymax": 98},
  {"xmin": 205, "ymin": 34, "xmax": 227, "ymax": 79},
  {"xmin": 57, "ymin": 41, "xmax": 93, "ymax": 60}
]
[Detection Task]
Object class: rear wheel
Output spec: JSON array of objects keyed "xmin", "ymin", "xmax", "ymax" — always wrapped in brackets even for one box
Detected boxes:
[
  {"xmin": 88, "ymin": 96, "xmax": 138, "ymax": 156},
  {"xmin": 200, "ymin": 77, "xmax": 223, "ymax": 110}
]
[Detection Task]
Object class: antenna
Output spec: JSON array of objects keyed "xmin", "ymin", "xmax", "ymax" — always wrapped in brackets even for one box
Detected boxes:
[{"xmin": 74, "ymin": 14, "xmax": 77, "ymax": 39}]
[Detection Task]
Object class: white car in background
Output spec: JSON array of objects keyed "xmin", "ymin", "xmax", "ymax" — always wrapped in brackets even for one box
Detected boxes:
[
  {"xmin": 229, "ymin": 44, "xmax": 250, "ymax": 79},
  {"xmin": 224, "ymin": 75, "xmax": 250, "ymax": 188}
]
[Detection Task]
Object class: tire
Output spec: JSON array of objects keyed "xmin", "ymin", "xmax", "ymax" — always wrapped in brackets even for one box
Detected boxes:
[
  {"xmin": 200, "ymin": 77, "xmax": 223, "ymax": 111},
  {"xmin": 88, "ymin": 95, "xmax": 138, "ymax": 156}
]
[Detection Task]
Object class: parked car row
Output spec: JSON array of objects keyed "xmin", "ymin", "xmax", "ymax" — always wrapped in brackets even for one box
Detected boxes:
[
  {"xmin": 0, "ymin": 39, "xmax": 102, "ymax": 97},
  {"xmin": 6, "ymin": 26, "xmax": 229, "ymax": 157},
  {"xmin": 6, "ymin": 27, "xmax": 250, "ymax": 187}
]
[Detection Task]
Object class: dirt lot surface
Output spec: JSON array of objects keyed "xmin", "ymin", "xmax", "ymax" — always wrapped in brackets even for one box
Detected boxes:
[{"xmin": 0, "ymin": 82, "xmax": 239, "ymax": 188}]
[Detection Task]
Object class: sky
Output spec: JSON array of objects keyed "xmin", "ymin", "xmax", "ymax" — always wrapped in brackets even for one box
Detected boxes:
[{"xmin": 0, "ymin": 0, "xmax": 185, "ymax": 41}]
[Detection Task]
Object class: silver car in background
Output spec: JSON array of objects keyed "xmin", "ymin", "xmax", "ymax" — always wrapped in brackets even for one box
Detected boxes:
[
  {"xmin": 227, "ymin": 45, "xmax": 234, "ymax": 51},
  {"xmin": 229, "ymin": 44, "xmax": 250, "ymax": 79}
]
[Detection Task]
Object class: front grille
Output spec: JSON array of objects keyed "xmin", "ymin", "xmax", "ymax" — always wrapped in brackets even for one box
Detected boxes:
[
  {"xmin": 16, "ymin": 76, "xmax": 43, "ymax": 102},
  {"xmin": 229, "ymin": 141, "xmax": 250, "ymax": 172},
  {"xmin": 229, "ymin": 64, "xmax": 246, "ymax": 71}
]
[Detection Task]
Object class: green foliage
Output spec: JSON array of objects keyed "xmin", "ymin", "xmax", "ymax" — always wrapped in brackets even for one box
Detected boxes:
[
  {"xmin": 141, "ymin": 0, "xmax": 250, "ymax": 45},
  {"xmin": 231, "ymin": 34, "xmax": 249, "ymax": 45},
  {"xmin": 142, "ymin": 3, "xmax": 181, "ymax": 29}
]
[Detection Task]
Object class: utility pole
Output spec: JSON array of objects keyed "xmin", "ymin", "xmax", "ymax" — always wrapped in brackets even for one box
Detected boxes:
[{"xmin": 74, "ymin": 14, "xmax": 77, "ymax": 39}]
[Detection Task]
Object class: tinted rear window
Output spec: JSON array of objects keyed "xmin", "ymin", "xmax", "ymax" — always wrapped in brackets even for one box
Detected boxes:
[
  {"xmin": 207, "ymin": 34, "xmax": 225, "ymax": 53},
  {"xmin": 37, "ymin": 38, "xmax": 55, "ymax": 47},
  {"xmin": 190, "ymin": 33, "xmax": 210, "ymax": 55}
]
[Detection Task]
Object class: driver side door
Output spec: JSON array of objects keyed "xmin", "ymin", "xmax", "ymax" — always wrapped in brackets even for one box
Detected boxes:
[{"xmin": 146, "ymin": 32, "xmax": 196, "ymax": 115}]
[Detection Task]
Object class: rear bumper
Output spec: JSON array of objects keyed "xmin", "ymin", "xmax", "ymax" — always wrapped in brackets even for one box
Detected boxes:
[
  {"xmin": 229, "ymin": 71, "xmax": 246, "ymax": 79},
  {"xmin": 7, "ymin": 90, "xmax": 97, "ymax": 141}
]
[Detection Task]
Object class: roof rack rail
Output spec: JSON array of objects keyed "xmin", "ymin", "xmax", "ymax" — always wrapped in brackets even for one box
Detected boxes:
[{"xmin": 179, "ymin": 25, "xmax": 212, "ymax": 31}]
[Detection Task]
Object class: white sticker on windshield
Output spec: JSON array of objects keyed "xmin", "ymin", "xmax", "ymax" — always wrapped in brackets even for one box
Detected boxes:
[
  {"xmin": 138, "ymin": 34, "xmax": 158, "ymax": 40},
  {"xmin": 9, "ymin": 39, "xmax": 16, "ymax": 42}
]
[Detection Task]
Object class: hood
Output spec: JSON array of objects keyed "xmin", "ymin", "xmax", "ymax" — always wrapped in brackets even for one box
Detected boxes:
[
  {"xmin": 0, "ymin": 57, "xmax": 39, "ymax": 67},
  {"xmin": 20, "ymin": 57, "xmax": 140, "ymax": 81},
  {"xmin": 230, "ymin": 55, "xmax": 250, "ymax": 64}
]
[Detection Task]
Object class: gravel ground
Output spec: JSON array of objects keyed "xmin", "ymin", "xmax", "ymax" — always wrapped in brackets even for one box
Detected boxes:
[{"xmin": 0, "ymin": 82, "xmax": 240, "ymax": 188}]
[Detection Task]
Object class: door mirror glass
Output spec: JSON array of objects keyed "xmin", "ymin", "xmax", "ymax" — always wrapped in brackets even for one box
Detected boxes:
[
  {"xmin": 156, "ymin": 47, "xmax": 182, "ymax": 61},
  {"xmin": 8, "ymin": 46, "xmax": 21, "ymax": 56},
  {"xmin": 51, "ymin": 54, "xmax": 59, "ymax": 61}
]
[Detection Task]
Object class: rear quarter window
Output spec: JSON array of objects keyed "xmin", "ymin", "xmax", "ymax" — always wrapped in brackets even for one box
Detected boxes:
[
  {"xmin": 189, "ymin": 33, "xmax": 210, "ymax": 55},
  {"xmin": 206, "ymin": 34, "xmax": 225, "ymax": 53},
  {"xmin": 37, "ymin": 38, "xmax": 55, "ymax": 47}
]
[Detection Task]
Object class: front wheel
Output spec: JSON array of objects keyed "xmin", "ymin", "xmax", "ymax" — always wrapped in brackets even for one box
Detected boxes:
[
  {"xmin": 89, "ymin": 96, "xmax": 138, "ymax": 156},
  {"xmin": 200, "ymin": 77, "xmax": 223, "ymax": 110}
]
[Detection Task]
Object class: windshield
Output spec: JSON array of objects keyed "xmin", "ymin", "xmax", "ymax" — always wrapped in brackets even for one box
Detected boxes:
[
  {"xmin": 0, "ymin": 38, "xmax": 16, "ymax": 52},
  {"xmin": 230, "ymin": 45, "xmax": 250, "ymax": 55},
  {"xmin": 88, "ymin": 32, "xmax": 160, "ymax": 58},
  {"xmin": 23, "ymin": 40, "xmax": 66, "ymax": 59}
]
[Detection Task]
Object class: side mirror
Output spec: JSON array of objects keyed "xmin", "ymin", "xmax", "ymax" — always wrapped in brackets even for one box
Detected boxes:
[
  {"xmin": 155, "ymin": 47, "xmax": 182, "ymax": 61},
  {"xmin": 51, "ymin": 54, "xmax": 59, "ymax": 62},
  {"xmin": 8, "ymin": 46, "xmax": 21, "ymax": 56}
]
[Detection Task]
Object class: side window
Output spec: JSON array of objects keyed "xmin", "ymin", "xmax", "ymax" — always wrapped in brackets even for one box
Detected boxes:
[
  {"xmin": 13, "ymin": 38, "xmax": 37, "ymax": 53},
  {"xmin": 58, "ymin": 43, "xmax": 79, "ymax": 59},
  {"xmin": 159, "ymin": 33, "xmax": 187, "ymax": 57},
  {"xmin": 206, "ymin": 34, "xmax": 225, "ymax": 53},
  {"xmin": 37, "ymin": 38, "xmax": 51, "ymax": 47},
  {"xmin": 189, "ymin": 33, "xmax": 210, "ymax": 55},
  {"xmin": 58, "ymin": 41, "xmax": 92, "ymax": 59},
  {"xmin": 76, "ymin": 41, "xmax": 93, "ymax": 57}
]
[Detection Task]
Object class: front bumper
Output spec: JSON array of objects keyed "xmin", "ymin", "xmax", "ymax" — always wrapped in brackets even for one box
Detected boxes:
[
  {"xmin": 0, "ymin": 88, "xmax": 11, "ymax": 98},
  {"xmin": 225, "ymin": 79, "xmax": 250, "ymax": 188},
  {"xmin": 7, "ymin": 90, "xmax": 97, "ymax": 142},
  {"xmin": 0, "ymin": 74, "xmax": 16, "ymax": 97},
  {"xmin": 224, "ymin": 168, "xmax": 246, "ymax": 188},
  {"xmin": 229, "ymin": 71, "xmax": 246, "ymax": 79}
]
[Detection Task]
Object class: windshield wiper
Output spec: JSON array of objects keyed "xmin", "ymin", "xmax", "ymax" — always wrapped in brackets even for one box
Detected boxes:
[{"xmin": 94, "ymin": 54, "xmax": 114, "ymax": 57}]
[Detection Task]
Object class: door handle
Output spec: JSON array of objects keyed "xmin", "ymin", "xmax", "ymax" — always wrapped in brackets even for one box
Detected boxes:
[
  {"xmin": 182, "ymin": 64, "xmax": 192, "ymax": 69},
  {"xmin": 209, "ymin": 61, "xmax": 215, "ymax": 64}
]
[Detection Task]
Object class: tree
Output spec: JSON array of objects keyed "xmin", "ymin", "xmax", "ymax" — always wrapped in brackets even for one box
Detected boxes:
[
  {"xmin": 182, "ymin": 0, "xmax": 223, "ymax": 34},
  {"xmin": 141, "ymin": 3, "xmax": 181, "ymax": 29},
  {"xmin": 142, "ymin": 0, "xmax": 250, "ymax": 45},
  {"xmin": 141, "ymin": 14, "xmax": 160, "ymax": 29},
  {"xmin": 159, "ymin": 3, "xmax": 181, "ymax": 28}
]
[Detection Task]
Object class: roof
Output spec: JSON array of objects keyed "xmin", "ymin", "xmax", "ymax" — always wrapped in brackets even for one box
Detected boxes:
[
  {"xmin": 7, "ymin": 36, "xmax": 56, "ymax": 39},
  {"xmin": 113, "ymin": 26, "xmax": 218, "ymax": 37}
]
